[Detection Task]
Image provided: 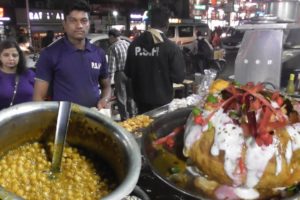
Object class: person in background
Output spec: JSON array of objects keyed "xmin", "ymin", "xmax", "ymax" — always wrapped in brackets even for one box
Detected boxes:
[
  {"xmin": 41, "ymin": 30, "xmax": 54, "ymax": 48},
  {"xmin": 107, "ymin": 29, "xmax": 130, "ymax": 120},
  {"xmin": 211, "ymin": 27, "xmax": 222, "ymax": 48},
  {"xmin": 33, "ymin": 0, "xmax": 111, "ymax": 109},
  {"xmin": 130, "ymin": 26, "xmax": 140, "ymax": 40},
  {"xmin": 17, "ymin": 35, "xmax": 33, "ymax": 55},
  {"xmin": 124, "ymin": 5, "xmax": 186, "ymax": 114},
  {"xmin": 17, "ymin": 35, "xmax": 37, "ymax": 69},
  {"xmin": 192, "ymin": 30, "xmax": 214, "ymax": 73},
  {"xmin": 0, "ymin": 40, "xmax": 35, "ymax": 110}
]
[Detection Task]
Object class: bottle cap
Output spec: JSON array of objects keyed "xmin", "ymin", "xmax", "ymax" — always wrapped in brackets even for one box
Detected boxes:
[{"xmin": 290, "ymin": 73, "xmax": 295, "ymax": 81}]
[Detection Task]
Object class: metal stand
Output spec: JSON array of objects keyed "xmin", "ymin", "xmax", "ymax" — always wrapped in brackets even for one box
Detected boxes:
[
  {"xmin": 234, "ymin": 23, "xmax": 300, "ymax": 89},
  {"xmin": 235, "ymin": 29, "xmax": 283, "ymax": 89}
]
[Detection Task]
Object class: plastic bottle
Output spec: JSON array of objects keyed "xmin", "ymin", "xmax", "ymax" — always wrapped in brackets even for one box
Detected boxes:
[
  {"xmin": 295, "ymin": 73, "xmax": 300, "ymax": 95},
  {"xmin": 286, "ymin": 73, "xmax": 295, "ymax": 95}
]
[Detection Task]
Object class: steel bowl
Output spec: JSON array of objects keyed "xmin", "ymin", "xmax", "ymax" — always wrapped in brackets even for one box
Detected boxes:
[{"xmin": 0, "ymin": 101, "xmax": 141, "ymax": 200}]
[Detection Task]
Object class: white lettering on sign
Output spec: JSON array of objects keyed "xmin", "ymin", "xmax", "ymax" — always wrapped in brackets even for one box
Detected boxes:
[
  {"xmin": 29, "ymin": 11, "xmax": 64, "ymax": 21},
  {"xmin": 29, "ymin": 12, "xmax": 42, "ymax": 20},
  {"xmin": 91, "ymin": 62, "xmax": 102, "ymax": 69},
  {"xmin": 135, "ymin": 47, "xmax": 159, "ymax": 56}
]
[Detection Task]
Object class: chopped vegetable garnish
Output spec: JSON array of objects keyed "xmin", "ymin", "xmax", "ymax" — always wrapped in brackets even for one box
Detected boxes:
[
  {"xmin": 195, "ymin": 82, "xmax": 292, "ymax": 146},
  {"xmin": 207, "ymin": 94, "xmax": 218, "ymax": 103},
  {"xmin": 192, "ymin": 107, "xmax": 202, "ymax": 116},
  {"xmin": 153, "ymin": 126, "xmax": 184, "ymax": 147},
  {"xmin": 194, "ymin": 115, "xmax": 205, "ymax": 125},
  {"xmin": 170, "ymin": 166, "xmax": 181, "ymax": 174}
]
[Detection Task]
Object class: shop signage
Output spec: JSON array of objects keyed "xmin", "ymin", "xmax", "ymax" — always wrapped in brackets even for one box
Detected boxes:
[
  {"xmin": 0, "ymin": 7, "xmax": 3, "ymax": 17},
  {"xmin": 130, "ymin": 14, "xmax": 143, "ymax": 20},
  {"xmin": 29, "ymin": 10, "xmax": 64, "ymax": 22},
  {"xmin": 194, "ymin": 4, "xmax": 207, "ymax": 10},
  {"xmin": 169, "ymin": 18, "xmax": 182, "ymax": 24}
]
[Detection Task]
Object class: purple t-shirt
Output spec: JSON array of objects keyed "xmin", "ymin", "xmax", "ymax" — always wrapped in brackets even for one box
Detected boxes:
[
  {"xmin": 35, "ymin": 37, "xmax": 109, "ymax": 107},
  {"xmin": 0, "ymin": 69, "xmax": 35, "ymax": 110}
]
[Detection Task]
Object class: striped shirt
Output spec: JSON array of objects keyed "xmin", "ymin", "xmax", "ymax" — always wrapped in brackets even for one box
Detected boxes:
[{"xmin": 107, "ymin": 39, "xmax": 130, "ymax": 76}]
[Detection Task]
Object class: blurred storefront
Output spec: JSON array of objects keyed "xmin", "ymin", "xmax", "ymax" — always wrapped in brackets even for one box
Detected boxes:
[
  {"xmin": 15, "ymin": 8, "xmax": 64, "ymax": 50},
  {"xmin": 189, "ymin": 0, "xmax": 262, "ymax": 29},
  {"xmin": 129, "ymin": 13, "xmax": 146, "ymax": 31},
  {"xmin": 0, "ymin": 6, "xmax": 12, "ymax": 41},
  {"xmin": 189, "ymin": 0, "xmax": 228, "ymax": 30}
]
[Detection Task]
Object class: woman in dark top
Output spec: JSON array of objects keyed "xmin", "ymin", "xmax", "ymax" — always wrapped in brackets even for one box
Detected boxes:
[{"xmin": 0, "ymin": 40, "xmax": 35, "ymax": 110}]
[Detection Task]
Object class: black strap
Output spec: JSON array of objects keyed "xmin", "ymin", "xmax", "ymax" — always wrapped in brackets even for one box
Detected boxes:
[{"xmin": 10, "ymin": 75, "xmax": 20, "ymax": 106}]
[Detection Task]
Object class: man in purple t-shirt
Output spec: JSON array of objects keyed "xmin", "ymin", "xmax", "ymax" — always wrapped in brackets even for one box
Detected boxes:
[{"xmin": 33, "ymin": 0, "xmax": 111, "ymax": 109}]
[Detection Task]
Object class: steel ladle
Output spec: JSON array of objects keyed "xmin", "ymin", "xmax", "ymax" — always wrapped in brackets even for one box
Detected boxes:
[
  {"xmin": 49, "ymin": 101, "xmax": 71, "ymax": 178},
  {"xmin": 0, "ymin": 186, "xmax": 24, "ymax": 200}
]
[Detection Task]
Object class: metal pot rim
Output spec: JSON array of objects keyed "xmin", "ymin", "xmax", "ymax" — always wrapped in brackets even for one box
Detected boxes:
[{"xmin": 0, "ymin": 101, "xmax": 141, "ymax": 200}]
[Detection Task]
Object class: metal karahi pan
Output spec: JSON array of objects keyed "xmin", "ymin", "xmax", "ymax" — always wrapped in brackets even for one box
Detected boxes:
[
  {"xmin": 142, "ymin": 107, "xmax": 205, "ymax": 199},
  {"xmin": 142, "ymin": 107, "xmax": 300, "ymax": 200}
]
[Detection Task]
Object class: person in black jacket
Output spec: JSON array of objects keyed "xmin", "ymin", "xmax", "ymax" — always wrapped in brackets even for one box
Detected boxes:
[
  {"xmin": 124, "ymin": 5, "xmax": 186, "ymax": 114},
  {"xmin": 41, "ymin": 30, "xmax": 54, "ymax": 48}
]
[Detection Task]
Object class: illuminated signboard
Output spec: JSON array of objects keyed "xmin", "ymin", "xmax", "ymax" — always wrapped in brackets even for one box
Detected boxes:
[
  {"xmin": 0, "ymin": 7, "xmax": 3, "ymax": 17},
  {"xmin": 130, "ymin": 14, "xmax": 143, "ymax": 19},
  {"xmin": 29, "ymin": 11, "xmax": 64, "ymax": 22},
  {"xmin": 194, "ymin": 4, "xmax": 207, "ymax": 10},
  {"xmin": 169, "ymin": 18, "xmax": 182, "ymax": 23}
]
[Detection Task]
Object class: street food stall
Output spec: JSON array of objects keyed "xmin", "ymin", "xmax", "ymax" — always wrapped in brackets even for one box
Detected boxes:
[
  {"xmin": 234, "ymin": 20, "xmax": 300, "ymax": 90},
  {"xmin": 234, "ymin": 0, "xmax": 300, "ymax": 90},
  {"xmin": 2, "ymin": 71, "xmax": 300, "ymax": 199},
  {"xmin": 121, "ymin": 76, "xmax": 300, "ymax": 200},
  {"xmin": 2, "ymin": 2, "xmax": 300, "ymax": 200}
]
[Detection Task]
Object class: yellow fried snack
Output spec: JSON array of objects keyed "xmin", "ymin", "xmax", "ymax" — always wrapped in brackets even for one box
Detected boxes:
[
  {"xmin": 119, "ymin": 115, "xmax": 153, "ymax": 135},
  {"xmin": 209, "ymin": 79, "xmax": 230, "ymax": 94}
]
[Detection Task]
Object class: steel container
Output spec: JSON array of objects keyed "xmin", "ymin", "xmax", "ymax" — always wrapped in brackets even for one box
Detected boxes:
[
  {"xmin": 0, "ymin": 101, "xmax": 141, "ymax": 200},
  {"xmin": 266, "ymin": 0, "xmax": 300, "ymax": 23}
]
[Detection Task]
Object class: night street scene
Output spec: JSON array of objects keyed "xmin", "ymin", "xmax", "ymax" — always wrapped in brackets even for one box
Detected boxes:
[{"xmin": 0, "ymin": 0, "xmax": 300, "ymax": 200}]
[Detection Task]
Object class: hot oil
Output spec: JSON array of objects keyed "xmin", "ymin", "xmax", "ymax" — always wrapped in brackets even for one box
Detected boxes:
[
  {"xmin": 149, "ymin": 130, "xmax": 204, "ymax": 197},
  {"xmin": 152, "ymin": 148, "xmax": 186, "ymax": 177}
]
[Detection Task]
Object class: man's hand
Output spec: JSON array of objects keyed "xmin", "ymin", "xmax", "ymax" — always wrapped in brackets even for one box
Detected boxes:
[
  {"xmin": 97, "ymin": 77, "xmax": 112, "ymax": 110},
  {"xmin": 97, "ymin": 98, "xmax": 110, "ymax": 110}
]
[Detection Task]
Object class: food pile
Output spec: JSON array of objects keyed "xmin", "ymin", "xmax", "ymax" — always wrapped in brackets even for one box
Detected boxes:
[
  {"xmin": 0, "ymin": 142, "xmax": 113, "ymax": 200},
  {"xmin": 183, "ymin": 81, "xmax": 300, "ymax": 199},
  {"xmin": 119, "ymin": 115, "xmax": 153, "ymax": 137}
]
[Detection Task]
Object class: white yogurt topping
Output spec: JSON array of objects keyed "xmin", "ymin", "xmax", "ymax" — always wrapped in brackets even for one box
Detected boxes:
[
  {"xmin": 183, "ymin": 124, "xmax": 203, "ymax": 156},
  {"xmin": 271, "ymin": 100, "xmax": 280, "ymax": 109},
  {"xmin": 285, "ymin": 141, "xmax": 293, "ymax": 165},
  {"xmin": 210, "ymin": 109, "xmax": 244, "ymax": 185},
  {"xmin": 183, "ymin": 103, "xmax": 300, "ymax": 192},
  {"xmin": 245, "ymin": 137, "xmax": 278, "ymax": 187},
  {"xmin": 286, "ymin": 123, "xmax": 300, "ymax": 151},
  {"xmin": 234, "ymin": 187, "xmax": 260, "ymax": 200}
]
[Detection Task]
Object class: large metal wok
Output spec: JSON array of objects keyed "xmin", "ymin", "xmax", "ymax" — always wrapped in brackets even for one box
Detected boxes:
[
  {"xmin": 142, "ymin": 107, "xmax": 205, "ymax": 199},
  {"xmin": 0, "ymin": 101, "xmax": 141, "ymax": 200},
  {"xmin": 142, "ymin": 107, "xmax": 300, "ymax": 200}
]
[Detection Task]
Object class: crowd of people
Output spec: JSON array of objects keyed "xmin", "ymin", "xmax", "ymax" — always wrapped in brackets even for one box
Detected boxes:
[{"xmin": 0, "ymin": 0, "xmax": 188, "ymax": 121}]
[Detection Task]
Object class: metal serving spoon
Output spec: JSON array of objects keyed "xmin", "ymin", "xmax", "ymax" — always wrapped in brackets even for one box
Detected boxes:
[
  {"xmin": 0, "ymin": 186, "xmax": 24, "ymax": 200},
  {"xmin": 49, "ymin": 101, "xmax": 71, "ymax": 179}
]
